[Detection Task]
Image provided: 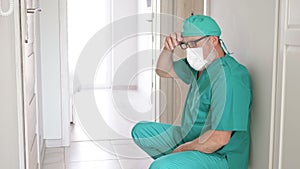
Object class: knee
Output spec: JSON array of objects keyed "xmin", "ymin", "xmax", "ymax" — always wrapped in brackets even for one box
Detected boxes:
[{"xmin": 131, "ymin": 121, "xmax": 147, "ymax": 140}]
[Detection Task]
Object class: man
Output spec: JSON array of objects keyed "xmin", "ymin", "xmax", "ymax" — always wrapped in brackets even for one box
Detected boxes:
[{"xmin": 132, "ymin": 15, "xmax": 252, "ymax": 169}]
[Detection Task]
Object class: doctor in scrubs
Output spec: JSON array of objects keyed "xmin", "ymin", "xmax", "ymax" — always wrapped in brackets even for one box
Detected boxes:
[{"xmin": 131, "ymin": 15, "xmax": 252, "ymax": 169}]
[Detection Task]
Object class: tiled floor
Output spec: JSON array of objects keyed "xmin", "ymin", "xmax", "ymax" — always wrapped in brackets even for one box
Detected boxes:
[
  {"xmin": 42, "ymin": 124, "xmax": 153, "ymax": 169},
  {"xmin": 42, "ymin": 89, "xmax": 154, "ymax": 169}
]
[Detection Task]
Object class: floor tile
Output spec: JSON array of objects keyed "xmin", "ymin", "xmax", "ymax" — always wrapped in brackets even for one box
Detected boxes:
[
  {"xmin": 110, "ymin": 139, "xmax": 135, "ymax": 145},
  {"xmin": 66, "ymin": 160, "xmax": 121, "ymax": 169},
  {"xmin": 43, "ymin": 147, "xmax": 64, "ymax": 164},
  {"xmin": 70, "ymin": 122, "xmax": 91, "ymax": 142},
  {"xmin": 65, "ymin": 141, "xmax": 117, "ymax": 162},
  {"xmin": 111, "ymin": 140, "xmax": 151, "ymax": 159},
  {"xmin": 119, "ymin": 158, "xmax": 153, "ymax": 169},
  {"xmin": 42, "ymin": 162, "xmax": 65, "ymax": 169}
]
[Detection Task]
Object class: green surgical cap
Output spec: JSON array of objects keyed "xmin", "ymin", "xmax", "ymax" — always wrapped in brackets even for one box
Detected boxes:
[{"xmin": 182, "ymin": 15, "xmax": 221, "ymax": 37}]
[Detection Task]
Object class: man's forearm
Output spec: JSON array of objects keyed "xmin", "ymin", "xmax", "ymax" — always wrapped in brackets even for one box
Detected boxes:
[
  {"xmin": 175, "ymin": 138, "xmax": 224, "ymax": 154},
  {"xmin": 190, "ymin": 134, "xmax": 225, "ymax": 153},
  {"xmin": 155, "ymin": 49, "xmax": 174, "ymax": 76}
]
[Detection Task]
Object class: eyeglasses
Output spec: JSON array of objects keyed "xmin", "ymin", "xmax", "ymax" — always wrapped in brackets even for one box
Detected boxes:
[{"xmin": 179, "ymin": 36, "xmax": 209, "ymax": 49}]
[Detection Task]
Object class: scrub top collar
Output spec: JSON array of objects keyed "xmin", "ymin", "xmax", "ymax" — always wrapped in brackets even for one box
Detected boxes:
[{"xmin": 204, "ymin": 54, "xmax": 229, "ymax": 74}]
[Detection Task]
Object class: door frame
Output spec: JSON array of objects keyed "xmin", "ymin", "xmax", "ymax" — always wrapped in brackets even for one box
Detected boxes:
[
  {"xmin": 15, "ymin": 0, "xmax": 26, "ymax": 168},
  {"xmin": 269, "ymin": 0, "xmax": 281, "ymax": 168},
  {"xmin": 153, "ymin": 0, "xmax": 161, "ymax": 122},
  {"xmin": 59, "ymin": 0, "xmax": 70, "ymax": 146}
]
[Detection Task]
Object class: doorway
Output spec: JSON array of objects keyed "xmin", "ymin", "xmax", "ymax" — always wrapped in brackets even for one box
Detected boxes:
[{"xmin": 67, "ymin": 0, "xmax": 160, "ymax": 141}]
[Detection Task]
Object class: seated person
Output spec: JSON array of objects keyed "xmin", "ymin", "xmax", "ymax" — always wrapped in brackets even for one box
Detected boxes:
[{"xmin": 132, "ymin": 15, "xmax": 252, "ymax": 169}]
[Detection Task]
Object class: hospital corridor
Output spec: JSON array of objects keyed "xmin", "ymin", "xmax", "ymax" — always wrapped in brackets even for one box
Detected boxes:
[
  {"xmin": 42, "ymin": 89, "xmax": 154, "ymax": 169},
  {"xmin": 1, "ymin": 0, "xmax": 300, "ymax": 169}
]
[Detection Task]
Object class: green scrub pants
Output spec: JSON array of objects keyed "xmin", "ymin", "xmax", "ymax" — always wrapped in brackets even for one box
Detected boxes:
[{"xmin": 131, "ymin": 121, "xmax": 228, "ymax": 169}]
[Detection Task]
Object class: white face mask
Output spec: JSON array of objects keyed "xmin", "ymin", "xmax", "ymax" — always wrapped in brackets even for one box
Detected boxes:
[
  {"xmin": 186, "ymin": 47, "xmax": 207, "ymax": 71},
  {"xmin": 186, "ymin": 46, "xmax": 217, "ymax": 71}
]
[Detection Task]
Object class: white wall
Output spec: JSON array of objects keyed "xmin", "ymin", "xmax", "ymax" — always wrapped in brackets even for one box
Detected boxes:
[
  {"xmin": 209, "ymin": 0, "xmax": 276, "ymax": 168},
  {"xmin": 0, "ymin": 1, "xmax": 22, "ymax": 168},
  {"xmin": 40, "ymin": 0, "xmax": 62, "ymax": 139}
]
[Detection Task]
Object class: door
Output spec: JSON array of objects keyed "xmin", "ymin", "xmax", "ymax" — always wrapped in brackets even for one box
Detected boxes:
[
  {"xmin": 274, "ymin": 0, "xmax": 300, "ymax": 168},
  {"xmin": 21, "ymin": 0, "xmax": 41, "ymax": 168}
]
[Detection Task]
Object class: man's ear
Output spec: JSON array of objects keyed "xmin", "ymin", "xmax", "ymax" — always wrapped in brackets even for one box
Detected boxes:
[{"xmin": 210, "ymin": 36, "xmax": 219, "ymax": 47}]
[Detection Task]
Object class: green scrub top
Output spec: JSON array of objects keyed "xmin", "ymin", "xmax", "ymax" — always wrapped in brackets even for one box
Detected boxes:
[{"xmin": 173, "ymin": 54, "xmax": 252, "ymax": 169}]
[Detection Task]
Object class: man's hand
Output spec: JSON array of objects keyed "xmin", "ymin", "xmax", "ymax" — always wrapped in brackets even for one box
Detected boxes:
[
  {"xmin": 164, "ymin": 32, "xmax": 182, "ymax": 52},
  {"xmin": 172, "ymin": 142, "xmax": 193, "ymax": 153},
  {"xmin": 172, "ymin": 130, "xmax": 232, "ymax": 154},
  {"xmin": 155, "ymin": 32, "xmax": 182, "ymax": 78}
]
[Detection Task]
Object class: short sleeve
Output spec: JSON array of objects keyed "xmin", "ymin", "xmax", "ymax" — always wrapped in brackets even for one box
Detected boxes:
[
  {"xmin": 173, "ymin": 58, "xmax": 197, "ymax": 84},
  {"xmin": 210, "ymin": 68, "xmax": 252, "ymax": 131}
]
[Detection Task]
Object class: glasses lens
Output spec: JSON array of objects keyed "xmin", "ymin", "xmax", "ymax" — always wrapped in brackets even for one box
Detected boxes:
[
  {"xmin": 187, "ymin": 41, "xmax": 196, "ymax": 48},
  {"xmin": 180, "ymin": 43, "xmax": 187, "ymax": 49}
]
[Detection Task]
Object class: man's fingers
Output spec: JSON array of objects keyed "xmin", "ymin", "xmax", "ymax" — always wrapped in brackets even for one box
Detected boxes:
[
  {"xmin": 166, "ymin": 37, "xmax": 175, "ymax": 50},
  {"xmin": 175, "ymin": 32, "xmax": 183, "ymax": 42},
  {"xmin": 164, "ymin": 41, "xmax": 171, "ymax": 51},
  {"xmin": 170, "ymin": 32, "xmax": 180, "ymax": 46},
  {"xmin": 163, "ymin": 32, "xmax": 182, "ymax": 51},
  {"xmin": 171, "ymin": 35, "xmax": 179, "ymax": 47}
]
